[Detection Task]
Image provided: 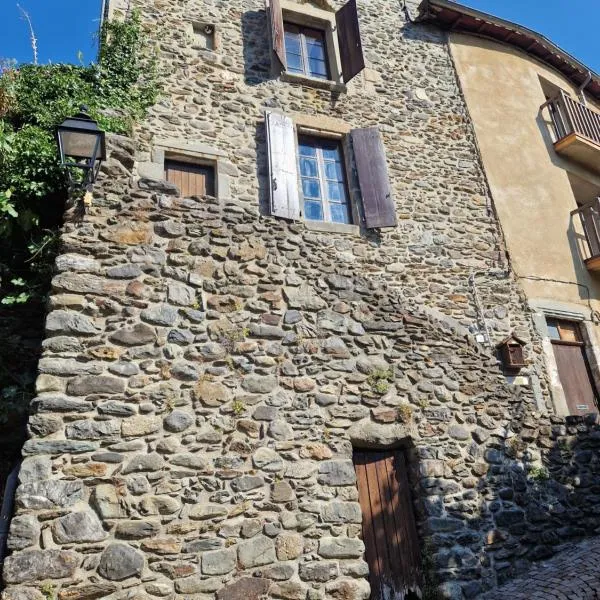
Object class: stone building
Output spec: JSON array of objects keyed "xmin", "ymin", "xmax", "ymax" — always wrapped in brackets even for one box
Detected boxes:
[{"xmin": 2, "ymin": 0, "xmax": 600, "ymax": 599}]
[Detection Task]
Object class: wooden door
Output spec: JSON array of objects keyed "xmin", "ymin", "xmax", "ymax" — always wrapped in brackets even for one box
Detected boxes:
[
  {"xmin": 353, "ymin": 450, "xmax": 421, "ymax": 600},
  {"xmin": 548, "ymin": 319, "xmax": 599, "ymax": 416},
  {"xmin": 165, "ymin": 160, "xmax": 215, "ymax": 198}
]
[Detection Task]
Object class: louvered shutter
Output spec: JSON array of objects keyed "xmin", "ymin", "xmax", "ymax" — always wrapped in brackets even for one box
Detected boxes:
[
  {"xmin": 265, "ymin": 0, "xmax": 286, "ymax": 68},
  {"xmin": 266, "ymin": 112, "xmax": 300, "ymax": 220},
  {"xmin": 336, "ymin": 0, "xmax": 365, "ymax": 83},
  {"xmin": 351, "ymin": 127, "xmax": 397, "ymax": 229}
]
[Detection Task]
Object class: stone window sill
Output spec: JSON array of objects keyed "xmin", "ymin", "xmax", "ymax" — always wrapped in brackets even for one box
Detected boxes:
[
  {"xmin": 281, "ymin": 71, "xmax": 347, "ymax": 94},
  {"xmin": 303, "ymin": 219, "xmax": 360, "ymax": 235}
]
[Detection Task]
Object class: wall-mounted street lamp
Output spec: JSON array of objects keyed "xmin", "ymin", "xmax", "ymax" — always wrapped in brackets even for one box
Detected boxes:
[{"xmin": 56, "ymin": 106, "xmax": 106, "ymax": 208}]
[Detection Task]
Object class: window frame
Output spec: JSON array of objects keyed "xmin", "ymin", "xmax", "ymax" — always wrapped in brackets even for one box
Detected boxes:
[
  {"xmin": 278, "ymin": 1, "xmax": 346, "ymax": 92},
  {"xmin": 283, "ymin": 23, "xmax": 330, "ymax": 81},
  {"xmin": 546, "ymin": 318, "xmax": 584, "ymax": 344},
  {"xmin": 297, "ymin": 134, "xmax": 352, "ymax": 225},
  {"xmin": 164, "ymin": 158, "xmax": 217, "ymax": 199}
]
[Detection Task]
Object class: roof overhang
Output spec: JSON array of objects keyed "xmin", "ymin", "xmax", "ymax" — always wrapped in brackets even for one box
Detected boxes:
[{"xmin": 418, "ymin": 0, "xmax": 600, "ymax": 101}]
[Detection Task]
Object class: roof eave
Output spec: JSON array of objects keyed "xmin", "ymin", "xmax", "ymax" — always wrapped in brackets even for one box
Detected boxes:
[{"xmin": 417, "ymin": 0, "xmax": 600, "ymax": 101}]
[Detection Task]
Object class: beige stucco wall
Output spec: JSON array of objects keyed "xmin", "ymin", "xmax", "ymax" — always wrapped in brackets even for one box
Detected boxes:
[{"xmin": 449, "ymin": 33, "xmax": 600, "ymax": 316}]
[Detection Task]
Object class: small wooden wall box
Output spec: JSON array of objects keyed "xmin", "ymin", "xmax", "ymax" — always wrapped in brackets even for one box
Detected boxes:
[{"xmin": 497, "ymin": 334, "xmax": 527, "ymax": 370}]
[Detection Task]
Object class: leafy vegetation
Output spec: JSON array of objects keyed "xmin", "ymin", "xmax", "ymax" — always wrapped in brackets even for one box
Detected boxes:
[
  {"xmin": 367, "ymin": 368, "xmax": 395, "ymax": 395},
  {"xmin": 0, "ymin": 10, "xmax": 160, "ymax": 428}
]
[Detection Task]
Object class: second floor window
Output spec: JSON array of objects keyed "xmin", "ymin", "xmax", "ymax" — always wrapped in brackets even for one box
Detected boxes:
[
  {"xmin": 284, "ymin": 24, "xmax": 329, "ymax": 80},
  {"xmin": 298, "ymin": 136, "xmax": 350, "ymax": 224}
]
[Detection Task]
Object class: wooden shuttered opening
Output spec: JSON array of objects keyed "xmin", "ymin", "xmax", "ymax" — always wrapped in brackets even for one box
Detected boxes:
[
  {"xmin": 336, "ymin": 0, "xmax": 366, "ymax": 83},
  {"xmin": 165, "ymin": 160, "xmax": 215, "ymax": 198},
  {"xmin": 354, "ymin": 450, "xmax": 422, "ymax": 600},
  {"xmin": 351, "ymin": 127, "xmax": 397, "ymax": 229},
  {"xmin": 265, "ymin": 0, "xmax": 286, "ymax": 68},
  {"xmin": 265, "ymin": 111, "xmax": 301, "ymax": 220}
]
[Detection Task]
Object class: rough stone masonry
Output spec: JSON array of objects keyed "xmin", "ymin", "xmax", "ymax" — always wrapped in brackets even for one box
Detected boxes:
[{"xmin": 4, "ymin": 1, "xmax": 600, "ymax": 599}]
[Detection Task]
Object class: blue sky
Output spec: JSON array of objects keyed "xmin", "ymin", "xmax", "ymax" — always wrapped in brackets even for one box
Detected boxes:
[
  {"xmin": 462, "ymin": 0, "xmax": 599, "ymax": 72},
  {"xmin": 0, "ymin": 1, "xmax": 598, "ymax": 73},
  {"xmin": 0, "ymin": 1, "xmax": 103, "ymax": 65}
]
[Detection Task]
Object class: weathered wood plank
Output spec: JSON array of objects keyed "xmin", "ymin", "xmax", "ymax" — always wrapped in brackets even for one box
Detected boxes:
[
  {"xmin": 336, "ymin": 0, "xmax": 365, "ymax": 83},
  {"xmin": 351, "ymin": 127, "xmax": 397, "ymax": 229}
]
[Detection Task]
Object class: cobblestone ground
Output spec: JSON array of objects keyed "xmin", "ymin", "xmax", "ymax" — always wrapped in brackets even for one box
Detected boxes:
[{"xmin": 482, "ymin": 536, "xmax": 600, "ymax": 599}]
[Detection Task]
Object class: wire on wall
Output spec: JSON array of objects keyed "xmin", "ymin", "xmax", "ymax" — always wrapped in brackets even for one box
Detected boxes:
[{"xmin": 517, "ymin": 274, "xmax": 600, "ymax": 324}]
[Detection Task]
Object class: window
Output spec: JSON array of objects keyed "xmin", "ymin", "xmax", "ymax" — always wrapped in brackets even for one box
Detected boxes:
[
  {"xmin": 546, "ymin": 318, "xmax": 599, "ymax": 416},
  {"xmin": 298, "ymin": 136, "xmax": 350, "ymax": 224},
  {"xmin": 265, "ymin": 111, "xmax": 397, "ymax": 229},
  {"xmin": 266, "ymin": 0, "xmax": 365, "ymax": 86},
  {"xmin": 165, "ymin": 159, "xmax": 216, "ymax": 198},
  {"xmin": 284, "ymin": 24, "xmax": 329, "ymax": 80}
]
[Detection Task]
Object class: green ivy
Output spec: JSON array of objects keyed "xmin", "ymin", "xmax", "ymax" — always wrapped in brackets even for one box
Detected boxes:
[
  {"xmin": 0, "ymin": 9, "xmax": 160, "ymax": 305},
  {"xmin": 0, "ymin": 10, "xmax": 161, "ymax": 428}
]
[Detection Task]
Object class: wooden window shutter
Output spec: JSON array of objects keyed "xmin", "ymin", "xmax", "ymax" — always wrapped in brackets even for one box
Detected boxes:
[
  {"xmin": 266, "ymin": 111, "xmax": 301, "ymax": 220},
  {"xmin": 165, "ymin": 160, "xmax": 215, "ymax": 198},
  {"xmin": 351, "ymin": 127, "xmax": 397, "ymax": 229},
  {"xmin": 265, "ymin": 0, "xmax": 286, "ymax": 68},
  {"xmin": 335, "ymin": 0, "xmax": 365, "ymax": 83}
]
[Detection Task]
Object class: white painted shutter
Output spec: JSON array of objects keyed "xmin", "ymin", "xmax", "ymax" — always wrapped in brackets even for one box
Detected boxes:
[{"xmin": 266, "ymin": 111, "xmax": 300, "ymax": 220}]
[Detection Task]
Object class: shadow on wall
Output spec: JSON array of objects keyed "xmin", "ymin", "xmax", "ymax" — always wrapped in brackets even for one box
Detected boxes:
[
  {"xmin": 424, "ymin": 412, "xmax": 600, "ymax": 599},
  {"xmin": 254, "ymin": 120, "xmax": 272, "ymax": 217},
  {"xmin": 241, "ymin": 10, "xmax": 274, "ymax": 86}
]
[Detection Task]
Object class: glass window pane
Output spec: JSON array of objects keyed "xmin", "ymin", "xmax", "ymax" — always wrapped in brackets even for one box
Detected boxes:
[
  {"xmin": 284, "ymin": 31, "xmax": 302, "ymax": 55},
  {"xmin": 306, "ymin": 40, "xmax": 326, "ymax": 60},
  {"xmin": 559, "ymin": 322, "xmax": 581, "ymax": 342},
  {"xmin": 302, "ymin": 178, "xmax": 321, "ymax": 199},
  {"xmin": 322, "ymin": 146, "xmax": 340, "ymax": 161},
  {"xmin": 299, "ymin": 143, "xmax": 317, "ymax": 157},
  {"xmin": 546, "ymin": 320, "xmax": 561, "ymax": 340},
  {"xmin": 286, "ymin": 52, "xmax": 303, "ymax": 73},
  {"xmin": 300, "ymin": 157, "xmax": 318, "ymax": 178},
  {"xmin": 327, "ymin": 181, "xmax": 345, "ymax": 202},
  {"xmin": 324, "ymin": 161, "xmax": 343, "ymax": 181},
  {"xmin": 304, "ymin": 200, "xmax": 324, "ymax": 221},
  {"xmin": 308, "ymin": 58, "xmax": 328, "ymax": 78},
  {"xmin": 330, "ymin": 203, "xmax": 350, "ymax": 224}
]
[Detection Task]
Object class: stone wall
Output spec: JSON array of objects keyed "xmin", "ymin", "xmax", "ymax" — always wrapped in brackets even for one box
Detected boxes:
[
  {"xmin": 4, "ymin": 0, "xmax": 598, "ymax": 598},
  {"xmin": 128, "ymin": 0, "xmax": 552, "ymax": 399},
  {"xmin": 2, "ymin": 136, "xmax": 600, "ymax": 600}
]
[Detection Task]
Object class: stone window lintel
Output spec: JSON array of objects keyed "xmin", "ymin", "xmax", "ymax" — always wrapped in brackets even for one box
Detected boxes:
[{"xmin": 138, "ymin": 140, "xmax": 231, "ymax": 201}]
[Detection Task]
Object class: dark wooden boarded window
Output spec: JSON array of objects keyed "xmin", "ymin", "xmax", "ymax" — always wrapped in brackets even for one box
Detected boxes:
[
  {"xmin": 354, "ymin": 450, "xmax": 422, "ymax": 600},
  {"xmin": 165, "ymin": 160, "xmax": 215, "ymax": 198},
  {"xmin": 547, "ymin": 318, "xmax": 600, "ymax": 416}
]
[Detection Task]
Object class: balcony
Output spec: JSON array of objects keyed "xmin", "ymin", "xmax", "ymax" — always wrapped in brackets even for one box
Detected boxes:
[
  {"xmin": 545, "ymin": 91, "xmax": 600, "ymax": 174},
  {"xmin": 572, "ymin": 198, "xmax": 600, "ymax": 272}
]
